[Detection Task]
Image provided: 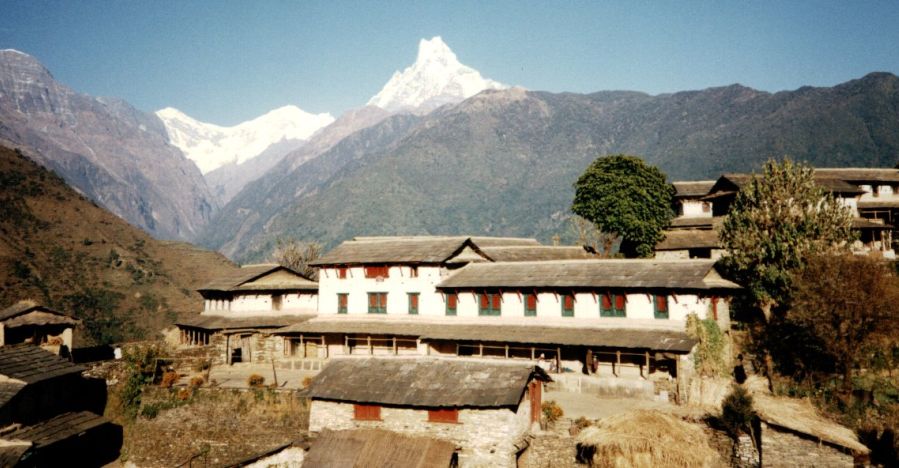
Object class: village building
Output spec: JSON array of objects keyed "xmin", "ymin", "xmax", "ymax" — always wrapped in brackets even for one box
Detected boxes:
[
  {"xmin": 0, "ymin": 300, "xmax": 79, "ymax": 352},
  {"xmin": 175, "ymin": 264, "xmax": 318, "ymax": 364},
  {"xmin": 307, "ymin": 358, "xmax": 549, "ymax": 467},
  {"xmin": 278, "ymin": 236, "xmax": 739, "ymax": 398},
  {"xmin": 662, "ymin": 169, "xmax": 898, "ymax": 258},
  {"xmin": 0, "ymin": 411, "xmax": 122, "ymax": 467}
]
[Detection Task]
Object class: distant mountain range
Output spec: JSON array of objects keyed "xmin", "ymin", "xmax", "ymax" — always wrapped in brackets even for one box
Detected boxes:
[
  {"xmin": 201, "ymin": 73, "xmax": 899, "ymax": 261},
  {"xmin": 0, "ymin": 49, "xmax": 216, "ymax": 240},
  {"xmin": 2, "ymin": 40, "xmax": 898, "ymax": 264}
]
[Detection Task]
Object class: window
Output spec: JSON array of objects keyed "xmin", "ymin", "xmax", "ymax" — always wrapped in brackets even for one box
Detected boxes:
[
  {"xmin": 364, "ymin": 265, "xmax": 389, "ymax": 278},
  {"xmin": 409, "ymin": 266, "xmax": 418, "ymax": 278},
  {"xmin": 524, "ymin": 293, "xmax": 537, "ymax": 317},
  {"xmin": 337, "ymin": 293, "xmax": 348, "ymax": 314},
  {"xmin": 272, "ymin": 294, "xmax": 283, "ymax": 311},
  {"xmin": 368, "ymin": 292, "xmax": 388, "ymax": 314},
  {"xmin": 561, "ymin": 293, "xmax": 575, "ymax": 317},
  {"xmin": 408, "ymin": 293, "xmax": 419, "ymax": 315},
  {"xmin": 445, "ymin": 293, "xmax": 457, "ymax": 316},
  {"xmin": 354, "ymin": 404, "xmax": 381, "ymax": 421},
  {"xmin": 428, "ymin": 408, "xmax": 459, "ymax": 423},
  {"xmin": 600, "ymin": 293, "xmax": 626, "ymax": 317},
  {"xmin": 654, "ymin": 294, "xmax": 669, "ymax": 319},
  {"xmin": 702, "ymin": 202, "xmax": 711, "ymax": 213},
  {"xmin": 479, "ymin": 293, "xmax": 502, "ymax": 316},
  {"xmin": 710, "ymin": 296, "xmax": 719, "ymax": 320}
]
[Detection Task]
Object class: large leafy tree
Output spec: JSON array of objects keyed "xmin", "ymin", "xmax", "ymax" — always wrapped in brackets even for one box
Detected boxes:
[
  {"xmin": 790, "ymin": 254, "xmax": 899, "ymax": 393},
  {"xmin": 571, "ymin": 155, "xmax": 674, "ymax": 257},
  {"xmin": 719, "ymin": 158, "xmax": 854, "ymax": 321}
]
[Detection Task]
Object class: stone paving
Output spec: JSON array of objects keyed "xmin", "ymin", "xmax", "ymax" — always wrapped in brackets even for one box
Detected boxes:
[{"xmin": 178, "ymin": 362, "xmax": 320, "ymax": 389}]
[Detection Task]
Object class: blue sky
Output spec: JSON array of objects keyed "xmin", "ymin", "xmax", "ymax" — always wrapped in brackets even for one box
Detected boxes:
[{"xmin": 2, "ymin": 1, "xmax": 898, "ymax": 126}]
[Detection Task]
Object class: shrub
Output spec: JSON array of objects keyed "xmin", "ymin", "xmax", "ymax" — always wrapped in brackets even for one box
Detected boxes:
[
  {"xmin": 573, "ymin": 416, "xmax": 592, "ymax": 430},
  {"xmin": 721, "ymin": 384, "xmax": 755, "ymax": 438},
  {"xmin": 302, "ymin": 376, "xmax": 314, "ymax": 388},
  {"xmin": 140, "ymin": 403, "xmax": 161, "ymax": 419},
  {"xmin": 160, "ymin": 371, "xmax": 179, "ymax": 388},
  {"xmin": 176, "ymin": 388, "xmax": 192, "ymax": 401},
  {"xmin": 189, "ymin": 376, "xmax": 205, "ymax": 388},
  {"xmin": 248, "ymin": 374, "xmax": 265, "ymax": 388},
  {"xmin": 542, "ymin": 400, "xmax": 564, "ymax": 425}
]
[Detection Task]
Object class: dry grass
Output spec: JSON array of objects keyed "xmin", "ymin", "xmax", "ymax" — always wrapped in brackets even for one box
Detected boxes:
[{"xmin": 576, "ymin": 410, "xmax": 724, "ymax": 468}]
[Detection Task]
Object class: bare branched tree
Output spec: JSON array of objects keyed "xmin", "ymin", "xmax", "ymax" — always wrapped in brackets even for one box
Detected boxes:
[
  {"xmin": 568, "ymin": 214, "xmax": 619, "ymax": 257},
  {"xmin": 270, "ymin": 238, "xmax": 322, "ymax": 280}
]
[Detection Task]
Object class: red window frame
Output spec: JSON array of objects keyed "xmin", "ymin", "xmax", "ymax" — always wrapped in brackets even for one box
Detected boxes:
[
  {"xmin": 337, "ymin": 266, "xmax": 348, "ymax": 279},
  {"xmin": 368, "ymin": 292, "xmax": 388, "ymax": 314},
  {"xmin": 353, "ymin": 404, "xmax": 381, "ymax": 420},
  {"xmin": 364, "ymin": 265, "xmax": 389, "ymax": 278},
  {"xmin": 446, "ymin": 293, "xmax": 458, "ymax": 315},
  {"xmin": 409, "ymin": 266, "xmax": 418, "ymax": 278},
  {"xmin": 427, "ymin": 408, "xmax": 459, "ymax": 423},
  {"xmin": 711, "ymin": 296, "xmax": 719, "ymax": 320}
]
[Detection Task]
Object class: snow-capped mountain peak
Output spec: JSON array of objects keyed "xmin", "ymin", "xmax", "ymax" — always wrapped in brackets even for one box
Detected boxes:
[
  {"xmin": 156, "ymin": 105, "xmax": 334, "ymax": 174},
  {"xmin": 367, "ymin": 36, "xmax": 507, "ymax": 113}
]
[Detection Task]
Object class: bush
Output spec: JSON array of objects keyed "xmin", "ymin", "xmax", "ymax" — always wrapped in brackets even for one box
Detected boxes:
[
  {"xmin": 248, "ymin": 374, "xmax": 265, "ymax": 388},
  {"xmin": 176, "ymin": 388, "xmax": 192, "ymax": 401},
  {"xmin": 302, "ymin": 376, "xmax": 314, "ymax": 388},
  {"xmin": 721, "ymin": 384, "xmax": 755, "ymax": 438},
  {"xmin": 542, "ymin": 400, "xmax": 564, "ymax": 425},
  {"xmin": 189, "ymin": 376, "xmax": 205, "ymax": 388},
  {"xmin": 160, "ymin": 371, "xmax": 179, "ymax": 388},
  {"xmin": 140, "ymin": 403, "xmax": 161, "ymax": 419}
]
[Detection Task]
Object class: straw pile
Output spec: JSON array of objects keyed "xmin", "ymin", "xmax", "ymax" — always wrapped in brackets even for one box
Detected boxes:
[{"xmin": 576, "ymin": 410, "xmax": 724, "ymax": 468}]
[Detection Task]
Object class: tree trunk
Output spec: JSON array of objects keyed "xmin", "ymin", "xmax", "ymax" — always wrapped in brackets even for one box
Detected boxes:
[{"xmin": 760, "ymin": 302, "xmax": 775, "ymax": 392}]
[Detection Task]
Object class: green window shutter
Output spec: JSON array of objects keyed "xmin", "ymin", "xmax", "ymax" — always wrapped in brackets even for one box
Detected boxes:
[
  {"xmin": 654, "ymin": 294, "xmax": 669, "ymax": 319},
  {"xmin": 368, "ymin": 292, "xmax": 387, "ymax": 314},
  {"xmin": 524, "ymin": 293, "xmax": 537, "ymax": 317},
  {"xmin": 600, "ymin": 293, "xmax": 626, "ymax": 317},
  {"xmin": 408, "ymin": 293, "xmax": 419, "ymax": 315},
  {"xmin": 445, "ymin": 293, "xmax": 457, "ymax": 316},
  {"xmin": 337, "ymin": 293, "xmax": 348, "ymax": 314},
  {"xmin": 561, "ymin": 294, "xmax": 575, "ymax": 317},
  {"xmin": 478, "ymin": 293, "xmax": 502, "ymax": 316}
]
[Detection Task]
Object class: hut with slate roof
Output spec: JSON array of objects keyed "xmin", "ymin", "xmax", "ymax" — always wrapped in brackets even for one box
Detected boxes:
[
  {"xmin": 175, "ymin": 264, "xmax": 317, "ymax": 364},
  {"xmin": 308, "ymin": 358, "xmax": 549, "ymax": 467},
  {"xmin": 0, "ymin": 300, "xmax": 79, "ymax": 351},
  {"xmin": 0, "ymin": 411, "xmax": 122, "ymax": 466}
]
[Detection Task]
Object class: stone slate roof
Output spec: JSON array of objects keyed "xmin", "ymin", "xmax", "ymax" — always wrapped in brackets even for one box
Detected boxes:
[
  {"xmin": 479, "ymin": 246, "xmax": 596, "ymax": 262},
  {"xmin": 708, "ymin": 173, "xmax": 864, "ymax": 197},
  {"xmin": 436, "ymin": 259, "xmax": 739, "ymax": 290},
  {"xmin": 851, "ymin": 217, "xmax": 893, "ymax": 229},
  {"xmin": 0, "ymin": 381, "xmax": 26, "ymax": 410},
  {"xmin": 309, "ymin": 358, "xmax": 549, "ymax": 408},
  {"xmin": 304, "ymin": 429, "xmax": 456, "ymax": 468},
  {"xmin": 197, "ymin": 264, "xmax": 316, "ymax": 292},
  {"xmin": 310, "ymin": 236, "xmax": 540, "ymax": 266},
  {"xmin": 0, "ymin": 300, "xmax": 78, "ymax": 325},
  {"xmin": 672, "ymin": 181, "xmax": 715, "ymax": 198},
  {"xmin": 814, "ymin": 168, "xmax": 899, "ymax": 183},
  {"xmin": 858, "ymin": 199, "xmax": 899, "ymax": 209},
  {"xmin": 655, "ymin": 230, "xmax": 721, "ymax": 251},
  {"xmin": 0, "ymin": 345, "xmax": 84, "ymax": 384},
  {"xmin": 668, "ymin": 217, "xmax": 720, "ymax": 229},
  {"xmin": 2, "ymin": 411, "xmax": 109, "ymax": 447},
  {"xmin": 278, "ymin": 319, "xmax": 698, "ymax": 352},
  {"xmin": 176, "ymin": 314, "xmax": 313, "ymax": 331},
  {"xmin": 0, "ymin": 441, "xmax": 30, "ymax": 467}
]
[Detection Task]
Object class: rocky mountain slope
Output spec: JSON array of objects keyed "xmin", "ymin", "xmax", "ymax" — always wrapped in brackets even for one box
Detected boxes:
[
  {"xmin": 202, "ymin": 73, "xmax": 899, "ymax": 260},
  {"xmin": 0, "ymin": 144, "xmax": 236, "ymax": 345},
  {"xmin": 0, "ymin": 49, "xmax": 216, "ymax": 240}
]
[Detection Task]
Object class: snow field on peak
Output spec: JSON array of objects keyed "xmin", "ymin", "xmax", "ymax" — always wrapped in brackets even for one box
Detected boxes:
[{"xmin": 156, "ymin": 105, "xmax": 334, "ymax": 174}]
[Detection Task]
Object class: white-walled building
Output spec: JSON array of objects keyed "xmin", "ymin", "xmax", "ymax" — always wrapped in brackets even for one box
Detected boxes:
[
  {"xmin": 307, "ymin": 358, "xmax": 549, "ymax": 467},
  {"xmin": 0, "ymin": 301, "xmax": 79, "ymax": 352},
  {"xmin": 176, "ymin": 264, "xmax": 318, "ymax": 364}
]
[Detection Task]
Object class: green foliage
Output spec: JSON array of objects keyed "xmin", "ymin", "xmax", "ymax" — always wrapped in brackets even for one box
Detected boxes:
[
  {"xmin": 686, "ymin": 314, "xmax": 729, "ymax": 377},
  {"xmin": 62, "ymin": 288, "xmax": 126, "ymax": 345},
  {"xmin": 572, "ymin": 155, "xmax": 674, "ymax": 257},
  {"xmin": 719, "ymin": 159, "xmax": 853, "ymax": 314},
  {"xmin": 120, "ymin": 344, "xmax": 164, "ymax": 420},
  {"xmin": 721, "ymin": 385, "xmax": 755, "ymax": 438}
]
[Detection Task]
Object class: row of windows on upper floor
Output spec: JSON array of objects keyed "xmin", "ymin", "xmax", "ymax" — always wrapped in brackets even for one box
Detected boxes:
[
  {"xmin": 333, "ymin": 292, "xmax": 720, "ymax": 319},
  {"xmin": 330, "ymin": 265, "xmax": 418, "ymax": 279}
]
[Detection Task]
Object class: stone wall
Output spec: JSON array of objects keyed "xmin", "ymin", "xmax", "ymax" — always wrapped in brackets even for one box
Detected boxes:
[
  {"xmin": 308, "ymin": 399, "xmax": 532, "ymax": 467},
  {"xmin": 761, "ymin": 422, "xmax": 855, "ymax": 467}
]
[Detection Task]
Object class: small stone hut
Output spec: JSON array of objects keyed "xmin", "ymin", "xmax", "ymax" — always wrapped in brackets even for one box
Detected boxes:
[
  {"xmin": 0, "ymin": 300, "xmax": 79, "ymax": 351},
  {"xmin": 0, "ymin": 411, "xmax": 122, "ymax": 466},
  {"xmin": 307, "ymin": 358, "xmax": 550, "ymax": 467}
]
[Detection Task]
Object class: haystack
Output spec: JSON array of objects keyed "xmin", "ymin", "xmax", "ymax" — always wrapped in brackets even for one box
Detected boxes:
[{"xmin": 576, "ymin": 410, "xmax": 723, "ymax": 468}]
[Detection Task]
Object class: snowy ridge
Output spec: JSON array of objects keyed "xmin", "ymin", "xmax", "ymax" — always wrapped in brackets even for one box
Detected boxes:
[
  {"xmin": 367, "ymin": 36, "xmax": 507, "ymax": 113},
  {"xmin": 156, "ymin": 105, "xmax": 334, "ymax": 174}
]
